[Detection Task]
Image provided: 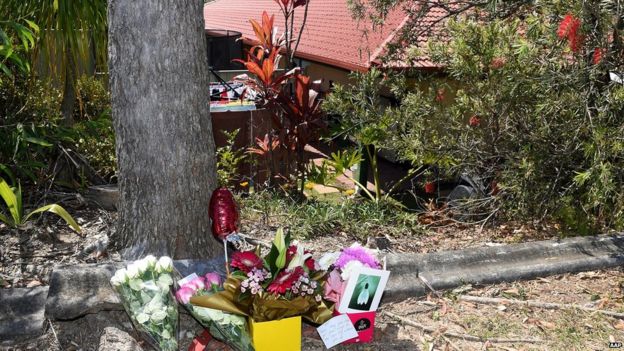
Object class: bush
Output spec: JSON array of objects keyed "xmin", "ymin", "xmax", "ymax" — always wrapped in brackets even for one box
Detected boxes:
[
  {"xmin": 0, "ymin": 76, "xmax": 116, "ymax": 184},
  {"xmin": 73, "ymin": 75, "xmax": 111, "ymax": 121},
  {"xmin": 381, "ymin": 14, "xmax": 624, "ymax": 232},
  {"xmin": 0, "ymin": 78, "xmax": 63, "ymax": 183}
]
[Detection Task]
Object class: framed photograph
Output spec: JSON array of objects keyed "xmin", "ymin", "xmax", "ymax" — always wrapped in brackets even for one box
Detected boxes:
[{"xmin": 337, "ymin": 267, "xmax": 390, "ymax": 313}]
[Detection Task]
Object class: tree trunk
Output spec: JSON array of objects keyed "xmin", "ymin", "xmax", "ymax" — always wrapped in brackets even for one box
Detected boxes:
[
  {"xmin": 108, "ymin": 0, "xmax": 221, "ymax": 259},
  {"xmin": 60, "ymin": 47, "xmax": 76, "ymax": 126}
]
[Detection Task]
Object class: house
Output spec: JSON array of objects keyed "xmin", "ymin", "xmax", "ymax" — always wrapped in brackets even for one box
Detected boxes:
[{"xmin": 203, "ymin": 0, "xmax": 444, "ymax": 86}]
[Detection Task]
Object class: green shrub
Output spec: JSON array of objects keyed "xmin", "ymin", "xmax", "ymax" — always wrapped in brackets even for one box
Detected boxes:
[
  {"xmin": 380, "ymin": 15, "xmax": 624, "ymax": 232},
  {"xmin": 73, "ymin": 75, "xmax": 110, "ymax": 121},
  {"xmin": 0, "ymin": 76, "xmax": 115, "ymax": 184}
]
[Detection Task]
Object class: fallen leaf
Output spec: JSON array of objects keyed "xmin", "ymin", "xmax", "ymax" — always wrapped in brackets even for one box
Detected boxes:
[
  {"xmin": 503, "ymin": 288, "xmax": 520, "ymax": 297},
  {"xmin": 26, "ymin": 280, "xmax": 42, "ymax": 288},
  {"xmin": 497, "ymin": 305, "xmax": 507, "ymax": 312},
  {"xmin": 538, "ymin": 320, "xmax": 556, "ymax": 329},
  {"xmin": 525, "ymin": 318, "xmax": 556, "ymax": 330},
  {"xmin": 613, "ymin": 320, "xmax": 624, "ymax": 331}
]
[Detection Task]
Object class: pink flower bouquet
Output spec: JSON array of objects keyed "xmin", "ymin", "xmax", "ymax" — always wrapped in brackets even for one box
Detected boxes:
[{"xmin": 175, "ymin": 272, "xmax": 254, "ymax": 351}]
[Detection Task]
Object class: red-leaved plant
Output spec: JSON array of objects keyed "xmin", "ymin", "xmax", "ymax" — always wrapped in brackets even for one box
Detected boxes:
[{"xmin": 236, "ymin": 10, "xmax": 325, "ymax": 191}]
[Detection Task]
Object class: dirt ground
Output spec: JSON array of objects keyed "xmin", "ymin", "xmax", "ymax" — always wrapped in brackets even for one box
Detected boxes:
[{"xmin": 1, "ymin": 207, "xmax": 623, "ymax": 350}]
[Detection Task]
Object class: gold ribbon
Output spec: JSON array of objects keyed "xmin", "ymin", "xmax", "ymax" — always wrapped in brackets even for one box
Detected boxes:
[{"xmin": 190, "ymin": 276, "xmax": 333, "ymax": 323}]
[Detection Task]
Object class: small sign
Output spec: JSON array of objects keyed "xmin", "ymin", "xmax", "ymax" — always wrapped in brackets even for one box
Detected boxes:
[{"xmin": 316, "ymin": 314, "xmax": 359, "ymax": 349}]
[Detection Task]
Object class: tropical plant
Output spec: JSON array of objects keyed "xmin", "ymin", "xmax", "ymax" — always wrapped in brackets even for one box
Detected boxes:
[
  {"xmin": 0, "ymin": 17, "xmax": 39, "ymax": 80},
  {"xmin": 237, "ymin": 11, "xmax": 326, "ymax": 191},
  {"xmin": 0, "ymin": 177, "xmax": 80, "ymax": 232},
  {"xmin": 0, "ymin": 0, "xmax": 108, "ymax": 124}
]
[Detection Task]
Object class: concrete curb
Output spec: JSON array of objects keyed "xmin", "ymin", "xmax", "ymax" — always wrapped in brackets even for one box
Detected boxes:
[{"xmin": 384, "ymin": 234, "xmax": 624, "ymax": 301}]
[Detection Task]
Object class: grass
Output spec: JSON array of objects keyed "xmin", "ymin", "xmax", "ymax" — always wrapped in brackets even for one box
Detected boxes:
[{"xmin": 237, "ymin": 190, "xmax": 423, "ymax": 240}]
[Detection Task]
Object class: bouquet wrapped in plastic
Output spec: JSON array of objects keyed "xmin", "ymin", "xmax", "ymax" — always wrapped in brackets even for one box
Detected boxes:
[
  {"xmin": 175, "ymin": 272, "xmax": 254, "ymax": 351},
  {"xmin": 110, "ymin": 256, "xmax": 178, "ymax": 351},
  {"xmin": 191, "ymin": 228, "xmax": 333, "ymax": 324}
]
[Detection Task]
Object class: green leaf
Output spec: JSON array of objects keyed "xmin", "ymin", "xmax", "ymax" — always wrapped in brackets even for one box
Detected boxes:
[
  {"xmin": 0, "ymin": 164, "xmax": 16, "ymax": 186},
  {"xmin": 0, "ymin": 211, "xmax": 14, "ymax": 228},
  {"xmin": 23, "ymin": 136, "xmax": 53, "ymax": 147},
  {"xmin": 16, "ymin": 182, "xmax": 22, "ymax": 223},
  {"xmin": 24, "ymin": 204, "xmax": 81, "ymax": 232},
  {"xmin": 0, "ymin": 177, "xmax": 20, "ymax": 225},
  {"xmin": 24, "ymin": 20, "xmax": 40, "ymax": 33}
]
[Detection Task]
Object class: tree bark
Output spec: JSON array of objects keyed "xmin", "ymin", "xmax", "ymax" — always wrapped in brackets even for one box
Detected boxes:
[{"xmin": 108, "ymin": 0, "xmax": 221, "ymax": 259}]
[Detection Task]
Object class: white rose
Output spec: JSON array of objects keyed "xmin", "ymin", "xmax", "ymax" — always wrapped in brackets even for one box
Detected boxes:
[
  {"xmin": 318, "ymin": 252, "xmax": 340, "ymax": 271},
  {"xmin": 110, "ymin": 268, "xmax": 127, "ymax": 286},
  {"xmin": 135, "ymin": 259, "xmax": 149, "ymax": 274},
  {"xmin": 144, "ymin": 255, "xmax": 157, "ymax": 268},
  {"xmin": 340, "ymin": 260, "xmax": 363, "ymax": 281},
  {"xmin": 156, "ymin": 256, "xmax": 173, "ymax": 273},
  {"xmin": 126, "ymin": 263, "xmax": 140, "ymax": 279}
]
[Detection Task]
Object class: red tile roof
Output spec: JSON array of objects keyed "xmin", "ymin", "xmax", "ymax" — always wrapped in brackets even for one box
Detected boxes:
[{"xmin": 203, "ymin": 0, "xmax": 442, "ymax": 71}]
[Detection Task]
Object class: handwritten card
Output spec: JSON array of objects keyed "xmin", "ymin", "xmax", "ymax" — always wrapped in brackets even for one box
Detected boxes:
[{"xmin": 316, "ymin": 314, "xmax": 359, "ymax": 349}]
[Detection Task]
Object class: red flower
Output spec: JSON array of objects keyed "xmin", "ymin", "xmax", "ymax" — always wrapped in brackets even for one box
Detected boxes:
[
  {"xmin": 424, "ymin": 182, "xmax": 436, "ymax": 194},
  {"xmin": 231, "ymin": 251, "xmax": 263, "ymax": 273},
  {"xmin": 435, "ymin": 88, "xmax": 446, "ymax": 102},
  {"xmin": 592, "ymin": 48, "xmax": 604, "ymax": 64},
  {"xmin": 557, "ymin": 14, "xmax": 574, "ymax": 39},
  {"xmin": 304, "ymin": 257, "xmax": 316, "ymax": 271},
  {"xmin": 267, "ymin": 267, "xmax": 304, "ymax": 295},
  {"xmin": 557, "ymin": 14, "xmax": 583, "ymax": 52},
  {"xmin": 469, "ymin": 115, "xmax": 481, "ymax": 127}
]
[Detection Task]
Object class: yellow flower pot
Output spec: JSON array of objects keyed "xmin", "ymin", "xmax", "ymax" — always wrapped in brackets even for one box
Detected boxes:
[{"xmin": 249, "ymin": 316, "xmax": 301, "ymax": 351}]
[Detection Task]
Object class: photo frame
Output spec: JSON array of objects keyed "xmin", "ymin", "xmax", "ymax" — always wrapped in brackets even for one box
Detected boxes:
[{"xmin": 337, "ymin": 267, "xmax": 390, "ymax": 313}]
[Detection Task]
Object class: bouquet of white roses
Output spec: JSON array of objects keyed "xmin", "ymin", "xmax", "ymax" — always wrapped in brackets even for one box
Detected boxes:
[
  {"xmin": 110, "ymin": 256, "xmax": 178, "ymax": 351},
  {"xmin": 176, "ymin": 272, "xmax": 254, "ymax": 351}
]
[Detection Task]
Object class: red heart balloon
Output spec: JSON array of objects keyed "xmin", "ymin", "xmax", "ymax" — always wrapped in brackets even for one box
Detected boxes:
[{"xmin": 209, "ymin": 187, "xmax": 239, "ymax": 241}]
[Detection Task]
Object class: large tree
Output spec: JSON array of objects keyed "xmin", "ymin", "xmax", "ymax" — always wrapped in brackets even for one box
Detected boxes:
[{"xmin": 108, "ymin": 0, "xmax": 221, "ymax": 259}]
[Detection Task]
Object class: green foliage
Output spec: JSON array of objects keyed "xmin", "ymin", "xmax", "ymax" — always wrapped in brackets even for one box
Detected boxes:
[
  {"xmin": 375, "ymin": 7, "xmax": 624, "ymax": 231},
  {"xmin": 71, "ymin": 76, "xmax": 116, "ymax": 179},
  {"xmin": 0, "ymin": 76, "xmax": 115, "ymax": 183},
  {"xmin": 323, "ymin": 68, "xmax": 396, "ymax": 201},
  {"xmin": 239, "ymin": 190, "xmax": 421, "ymax": 240},
  {"xmin": 0, "ymin": 78, "xmax": 62, "ymax": 182},
  {"xmin": 0, "ymin": 18, "xmax": 39, "ymax": 80},
  {"xmin": 74, "ymin": 75, "xmax": 111, "ymax": 121},
  {"xmin": 0, "ymin": 0, "xmax": 108, "ymax": 77},
  {"xmin": 0, "ymin": 177, "xmax": 80, "ymax": 232},
  {"xmin": 216, "ymin": 129, "xmax": 247, "ymax": 187}
]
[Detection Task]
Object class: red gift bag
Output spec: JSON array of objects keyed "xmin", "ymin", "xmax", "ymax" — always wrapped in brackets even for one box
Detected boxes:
[{"xmin": 332, "ymin": 310, "xmax": 376, "ymax": 344}]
